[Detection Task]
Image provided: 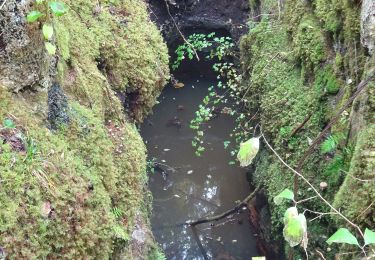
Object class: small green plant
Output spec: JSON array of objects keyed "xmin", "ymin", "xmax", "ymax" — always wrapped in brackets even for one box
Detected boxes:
[
  {"xmin": 24, "ymin": 137, "xmax": 38, "ymax": 162},
  {"xmin": 26, "ymin": 0, "xmax": 68, "ymax": 55},
  {"xmin": 2, "ymin": 118, "xmax": 16, "ymax": 129},
  {"xmin": 146, "ymin": 158, "xmax": 156, "ymax": 174},
  {"xmin": 320, "ymin": 133, "xmax": 345, "ymax": 154},
  {"xmin": 172, "ymin": 33, "xmax": 234, "ymax": 70}
]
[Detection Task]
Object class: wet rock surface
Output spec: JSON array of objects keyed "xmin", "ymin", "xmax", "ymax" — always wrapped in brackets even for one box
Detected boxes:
[{"xmin": 47, "ymin": 83, "xmax": 70, "ymax": 129}]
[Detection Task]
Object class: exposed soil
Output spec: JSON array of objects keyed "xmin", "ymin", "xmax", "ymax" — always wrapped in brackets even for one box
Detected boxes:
[{"xmin": 147, "ymin": 0, "xmax": 250, "ymax": 47}]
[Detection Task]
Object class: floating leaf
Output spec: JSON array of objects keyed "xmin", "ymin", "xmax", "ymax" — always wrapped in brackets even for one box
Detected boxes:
[
  {"xmin": 364, "ymin": 228, "xmax": 375, "ymax": 245},
  {"xmin": 26, "ymin": 11, "xmax": 43, "ymax": 22},
  {"xmin": 3, "ymin": 118, "xmax": 16, "ymax": 129},
  {"xmin": 237, "ymin": 137, "xmax": 260, "ymax": 167},
  {"xmin": 49, "ymin": 2, "xmax": 67, "ymax": 16},
  {"xmin": 42, "ymin": 24, "xmax": 54, "ymax": 40},
  {"xmin": 274, "ymin": 188, "xmax": 294, "ymax": 205},
  {"xmin": 326, "ymin": 228, "xmax": 359, "ymax": 246},
  {"xmin": 45, "ymin": 42, "xmax": 56, "ymax": 55},
  {"xmin": 283, "ymin": 214, "xmax": 304, "ymax": 247}
]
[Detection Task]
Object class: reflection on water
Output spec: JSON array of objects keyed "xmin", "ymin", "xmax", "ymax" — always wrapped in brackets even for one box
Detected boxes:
[{"xmin": 141, "ymin": 73, "xmax": 258, "ymax": 259}]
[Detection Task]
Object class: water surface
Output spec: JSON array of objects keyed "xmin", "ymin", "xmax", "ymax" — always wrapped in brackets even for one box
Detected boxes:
[{"xmin": 141, "ymin": 70, "xmax": 258, "ymax": 259}]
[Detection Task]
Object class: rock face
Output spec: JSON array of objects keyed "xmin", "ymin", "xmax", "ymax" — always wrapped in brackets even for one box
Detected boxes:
[
  {"xmin": 47, "ymin": 83, "xmax": 70, "ymax": 129},
  {"xmin": 361, "ymin": 0, "xmax": 375, "ymax": 54},
  {"xmin": 0, "ymin": 0, "xmax": 52, "ymax": 92}
]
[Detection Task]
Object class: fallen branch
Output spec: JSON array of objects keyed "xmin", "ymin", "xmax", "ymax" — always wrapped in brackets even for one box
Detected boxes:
[
  {"xmin": 191, "ymin": 226, "xmax": 209, "ymax": 260},
  {"xmin": 188, "ymin": 187, "xmax": 260, "ymax": 226}
]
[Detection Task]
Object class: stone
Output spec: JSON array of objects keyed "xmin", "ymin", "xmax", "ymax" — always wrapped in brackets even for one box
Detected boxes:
[
  {"xmin": 361, "ymin": 0, "xmax": 375, "ymax": 54},
  {"xmin": 47, "ymin": 83, "xmax": 70, "ymax": 129},
  {"xmin": 131, "ymin": 228, "xmax": 146, "ymax": 244}
]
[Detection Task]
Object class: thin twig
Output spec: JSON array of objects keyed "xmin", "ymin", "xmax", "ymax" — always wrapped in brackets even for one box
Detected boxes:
[
  {"xmin": 289, "ymin": 113, "xmax": 312, "ymax": 138},
  {"xmin": 295, "ymin": 196, "xmax": 318, "ymax": 205},
  {"xmin": 164, "ymin": 0, "xmax": 199, "ymax": 61},
  {"xmin": 191, "ymin": 226, "xmax": 209, "ymax": 260},
  {"xmin": 0, "ymin": 0, "xmax": 8, "ymax": 10},
  {"xmin": 261, "ymin": 128, "xmax": 365, "ymax": 239},
  {"xmin": 354, "ymin": 202, "xmax": 374, "ymax": 221},
  {"xmin": 315, "ymin": 249, "xmax": 327, "ymax": 260}
]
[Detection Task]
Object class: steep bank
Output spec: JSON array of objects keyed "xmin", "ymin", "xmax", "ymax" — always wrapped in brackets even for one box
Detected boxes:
[
  {"xmin": 0, "ymin": 0, "xmax": 169, "ymax": 258},
  {"xmin": 240, "ymin": 0, "xmax": 374, "ymax": 258}
]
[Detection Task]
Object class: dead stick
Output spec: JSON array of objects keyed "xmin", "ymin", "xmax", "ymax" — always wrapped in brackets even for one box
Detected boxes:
[
  {"xmin": 0, "ymin": 0, "xmax": 7, "ymax": 10},
  {"xmin": 164, "ymin": 0, "xmax": 200, "ymax": 61},
  {"xmin": 188, "ymin": 187, "xmax": 260, "ymax": 226},
  {"xmin": 294, "ymin": 70, "xmax": 375, "ymax": 198},
  {"xmin": 191, "ymin": 226, "xmax": 209, "ymax": 260},
  {"xmin": 289, "ymin": 113, "xmax": 312, "ymax": 138}
]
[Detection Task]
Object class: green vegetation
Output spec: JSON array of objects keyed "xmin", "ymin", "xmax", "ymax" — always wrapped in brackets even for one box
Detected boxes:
[
  {"xmin": 239, "ymin": 0, "xmax": 374, "ymax": 258},
  {"xmin": 0, "ymin": 0, "xmax": 169, "ymax": 258},
  {"xmin": 27, "ymin": 1, "xmax": 68, "ymax": 55}
]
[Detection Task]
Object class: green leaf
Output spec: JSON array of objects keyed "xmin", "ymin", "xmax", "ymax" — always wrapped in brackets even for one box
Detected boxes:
[
  {"xmin": 45, "ymin": 42, "xmax": 56, "ymax": 55},
  {"xmin": 26, "ymin": 11, "xmax": 43, "ymax": 22},
  {"xmin": 49, "ymin": 2, "xmax": 67, "ymax": 16},
  {"xmin": 364, "ymin": 228, "xmax": 375, "ymax": 245},
  {"xmin": 321, "ymin": 136, "xmax": 336, "ymax": 154},
  {"xmin": 42, "ymin": 24, "xmax": 54, "ymax": 40},
  {"xmin": 326, "ymin": 228, "xmax": 359, "ymax": 246},
  {"xmin": 3, "ymin": 118, "xmax": 16, "ymax": 128},
  {"xmin": 283, "ymin": 214, "xmax": 304, "ymax": 247},
  {"xmin": 36, "ymin": 0, "xmax": 44, "ymax": 3},
  {"xmin": 299, "ymin": 214, "xmax": 308, "ymax": 249},
  {"xmin": 274, "ymin": 189, "xmax": 294, "ymax": 205},
  {"xmin": 283, "ymin": 207, "xmax": 298, "ymax": 225},
  {"xmin": 237, "ymin": 137, "xmax": 260, "ymax": 167}
]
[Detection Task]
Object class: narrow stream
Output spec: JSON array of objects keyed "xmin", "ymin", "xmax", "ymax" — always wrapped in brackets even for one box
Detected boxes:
[{"xmin": 141, "ymin": 65, "xmax": 259, "ymax": 259}]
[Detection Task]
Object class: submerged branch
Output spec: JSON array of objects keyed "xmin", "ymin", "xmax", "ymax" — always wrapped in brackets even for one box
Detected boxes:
[{"xmin": 188, "ymin": 187, "xmax": 260, "ymax": 226}]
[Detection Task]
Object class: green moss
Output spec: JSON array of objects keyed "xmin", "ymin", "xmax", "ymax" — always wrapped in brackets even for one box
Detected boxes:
[
  {"xmin": 315, "ymin": 66, "xmax": 341, "ymax": 94},
  {"xmin": 294, "ymin": 15, "xmax": 326, "ymax": 75},
  {"xmin": 240, "ymin": 20, "xmax": 328, "ymax": 249},
  {"xmin": 240, "ymin": 1, "xmax": 374, "ymax": 257},
  {"xmin": 333, "ymin": 80, "xmax": 375, "ymax": 229},
  {"xmin": 54, "ymin": 0, "xmax": 169, "ymax": 122},
  {"xmin": 0, "ymin": 0, "xmax": 169, "ymax": 258}
]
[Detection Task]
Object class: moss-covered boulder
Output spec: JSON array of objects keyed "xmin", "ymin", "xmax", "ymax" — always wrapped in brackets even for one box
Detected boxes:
[{"xmin": 0, "ymin": 0, "xmax": 169, "ymax": 258}]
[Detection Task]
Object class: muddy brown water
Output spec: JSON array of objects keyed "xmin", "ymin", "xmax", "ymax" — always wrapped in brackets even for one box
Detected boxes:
[{"xmin": 141, "ymin": 69, "xmax": 259, "ymax": 259}]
